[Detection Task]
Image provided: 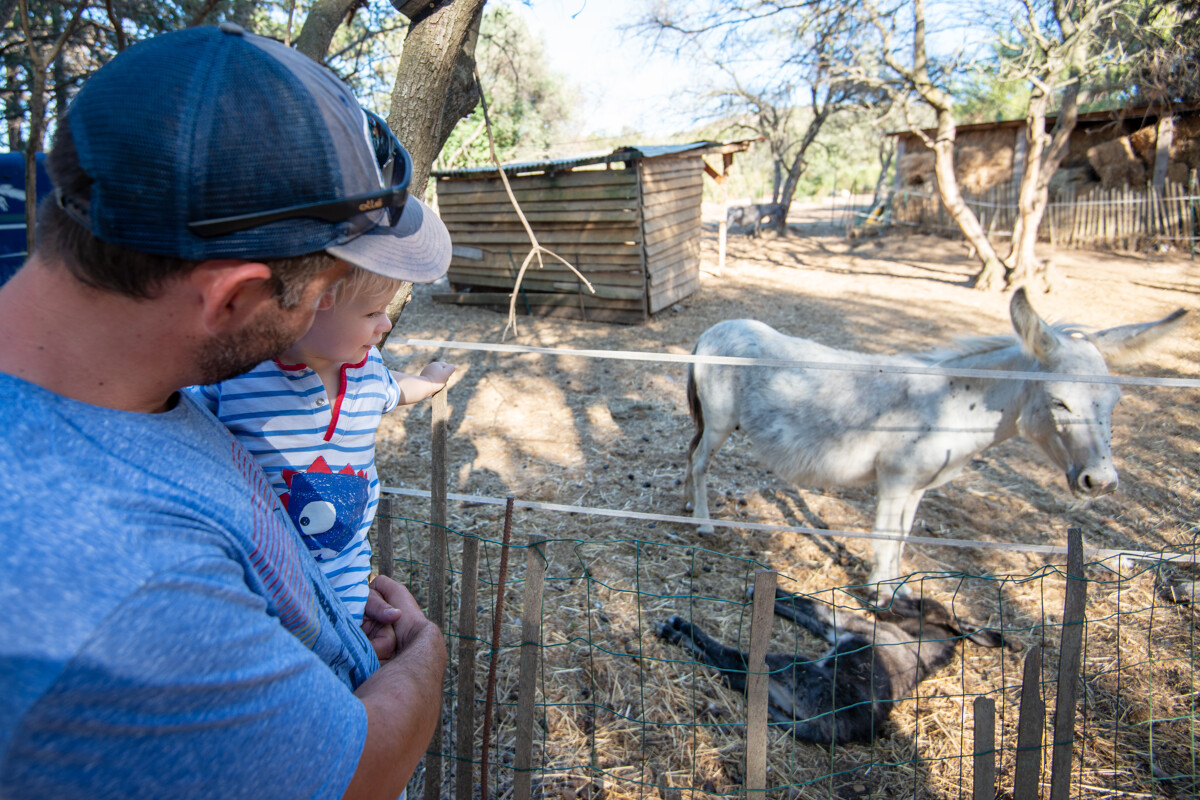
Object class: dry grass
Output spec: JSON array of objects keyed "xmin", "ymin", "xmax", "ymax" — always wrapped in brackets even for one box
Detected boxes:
[
  {"xmin": 381, "ymin": 516, "xmax": 1198, "ymax": 800},
  {"xmin": 373, "ymin": 204, "xmax": 1200, "ymax": 799}
]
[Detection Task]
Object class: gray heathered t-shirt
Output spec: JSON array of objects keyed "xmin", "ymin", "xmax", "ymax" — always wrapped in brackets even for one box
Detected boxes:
[{"xmin": 0, "ymin": 372, "xmax": 379, "ymax": 798}]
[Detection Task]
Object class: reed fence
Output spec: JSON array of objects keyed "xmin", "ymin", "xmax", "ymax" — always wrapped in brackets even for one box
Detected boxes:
[{"xmin": 891, "ymin": 176, "xmax": 1200, "ymax": 254}]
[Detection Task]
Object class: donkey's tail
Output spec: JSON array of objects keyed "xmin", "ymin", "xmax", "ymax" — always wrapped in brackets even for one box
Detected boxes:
[{"xmin": 686, "ymin": 344, "xmax": 704, "ymax": 464}]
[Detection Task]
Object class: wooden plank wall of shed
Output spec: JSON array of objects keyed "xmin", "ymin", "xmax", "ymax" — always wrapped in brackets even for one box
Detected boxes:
[
  {"xmin": 639, "ymin": 156, "xmax": 703, "ymax": 313},
  {"xmin": 435, "ymin": 167, "xmax": 648, "ymax": 321}
]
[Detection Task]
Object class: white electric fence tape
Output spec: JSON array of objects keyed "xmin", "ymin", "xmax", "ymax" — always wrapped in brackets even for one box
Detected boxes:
[
  {"xmin": 388, "ymin": 337, "xmax": 1200, "ymax": 389},
  {"xmin": 380, "ymin": 486, "xmax": 1198, "ymax": 566},
  {"xmin": 382, "ymin": 336, "xmax": 1199, "ymax": 565}
]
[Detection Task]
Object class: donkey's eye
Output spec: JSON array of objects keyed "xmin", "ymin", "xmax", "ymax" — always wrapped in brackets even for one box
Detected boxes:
[{"xmin": 1052, "ymin": 399, "xmax": 1071, "ymax": 413}]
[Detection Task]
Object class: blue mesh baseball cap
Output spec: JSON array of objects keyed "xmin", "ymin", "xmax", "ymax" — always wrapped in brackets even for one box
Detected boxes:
[{"xmin": 60, "ymin": 23, "xmax": 450, "ymax": 283}]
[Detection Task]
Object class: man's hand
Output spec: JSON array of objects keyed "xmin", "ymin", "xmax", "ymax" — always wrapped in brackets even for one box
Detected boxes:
[
  {"xmin": 361, "ymin": 578, "xmax": 403, "ymax": 662},
  {"xmin": 368, "ymin": 574, "xmax": 432, "ymax": 651},
  {"xmin": 345, "ymin": 575, "xmax": 447, "ymax": 799}
]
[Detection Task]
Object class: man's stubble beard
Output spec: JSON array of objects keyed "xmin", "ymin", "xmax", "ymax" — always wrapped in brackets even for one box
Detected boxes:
[{"xmin": 195, "ymin": 304, "xmax": 312, "ymax": 385}]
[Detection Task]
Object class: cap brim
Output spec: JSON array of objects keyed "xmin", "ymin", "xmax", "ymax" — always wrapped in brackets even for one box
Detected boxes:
[{"xmin": 326, "ymin": 195, "xmax": 451, "ymax": 283}]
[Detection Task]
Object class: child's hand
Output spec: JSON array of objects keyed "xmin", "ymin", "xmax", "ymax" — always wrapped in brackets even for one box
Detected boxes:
[{"xmin": 419, "ymin": 361, "xmax": 455, "ymax": 386}]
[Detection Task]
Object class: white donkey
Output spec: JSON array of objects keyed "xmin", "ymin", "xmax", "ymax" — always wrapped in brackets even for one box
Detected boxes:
[{"xmin": 684, "ymin": 289, "xmax": 1186, "ymax": 595}]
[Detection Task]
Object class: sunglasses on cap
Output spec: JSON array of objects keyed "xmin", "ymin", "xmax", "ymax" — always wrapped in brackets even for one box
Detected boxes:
[{"xmin": 188, "ymin": 109, "xmax": 412, "ymax": 238}]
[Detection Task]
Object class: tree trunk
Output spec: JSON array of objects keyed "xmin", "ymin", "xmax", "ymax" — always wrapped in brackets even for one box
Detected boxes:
[
  {"xmin": 24, "ymin": 66, "xmax": 46, "ymax": 255},
  {"xmin": 891, "ymin": 0, "xmax": 1004, "ymax": 288},
  {"xmin": 52, "ymin": 2, "xmax": 68, "ymax": 121},
  {"xmin": 6, "ymin": 62, "xmax": 23, "ymax": 150},
  {"xmin": 927, "ymin": 109, "xmax": 1005, "ymax": 289},
  {"xmin": 293, "ymin": 0, "xmax": 358, "ymax": 62},
  {"xmin": 772, "ymin": 109, "xmax": 829, "ymax": 237},
  {"xmin": 381, "ymin": 0, "xmax": 486, "ymax": 343},
  {"xmin": 871, "ymin": 138, "xmax": 894, "ymax": 208},
  {"xmin": 1004, "ymin": 80, "xmax": 1081, "ymax": 293},
  {"xmin": 387, "ymin": 0, "xmax": 485, "ymax": 200},
  {"xmin": 1005, "ymin": 94, "xmax": 1053, "ymax": 293}
]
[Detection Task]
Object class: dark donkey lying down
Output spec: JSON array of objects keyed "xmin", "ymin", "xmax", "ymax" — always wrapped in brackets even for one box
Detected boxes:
[{"xmin": 658, "ymin": 588, "xmax": 1005, "ymax": 744}]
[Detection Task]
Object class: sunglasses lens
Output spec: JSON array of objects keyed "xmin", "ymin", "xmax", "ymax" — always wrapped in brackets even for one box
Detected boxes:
[
  {"xmin": 364, "ymin": 109, "xmax": 411, "ymax": 227},
  {"xmin": 387, "ymin": 149, "xmax": 412, "ymax": 226}
]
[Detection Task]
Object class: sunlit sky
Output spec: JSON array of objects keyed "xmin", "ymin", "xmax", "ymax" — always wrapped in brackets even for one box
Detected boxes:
[
  {"xmin": 511, "ymin": 0, "xmax": 704, "ymax": 141},
  {"xmin": 509, "ymin": 0, "xmax": 994, "ymax": 145}
]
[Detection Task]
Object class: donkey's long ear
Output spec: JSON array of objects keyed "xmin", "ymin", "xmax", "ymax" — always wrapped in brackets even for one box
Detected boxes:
[
  {"xmin": 1089, "ymin": 308, "xmax": 1188, "ymax": 366},
  {"xmin": 923, "ymin": 598, "xmax": 1009, "ymax": 649},
  {"xmin": 1010, "ymin": 287, "xmax": 1058, "ymax": 363},
  {"xmin": 960, "ymin": 625, "xmax": 1007, "ymax": 649}
]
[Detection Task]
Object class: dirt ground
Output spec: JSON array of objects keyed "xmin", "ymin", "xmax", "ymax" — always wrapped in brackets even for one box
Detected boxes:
[
  {"xmin": 376, "ymin": 201, "xmax": 1200, "ymax": 799},
  {"xmin": 380, "ymin": 199, "xmax": 1199, "ymax": 572}
]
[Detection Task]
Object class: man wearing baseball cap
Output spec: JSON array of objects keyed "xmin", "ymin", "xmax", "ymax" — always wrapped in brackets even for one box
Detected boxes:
[{"xmin": 0, "ymin": 24, "xmax": 449, "ymax": 799}]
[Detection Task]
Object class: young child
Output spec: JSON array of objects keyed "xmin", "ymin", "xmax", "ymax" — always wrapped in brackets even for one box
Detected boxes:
[{"xmin": 189, "ymin": 266, "xmax": 454, "ymax": 621}]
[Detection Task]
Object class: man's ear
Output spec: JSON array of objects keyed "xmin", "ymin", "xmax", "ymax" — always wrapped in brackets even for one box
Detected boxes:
[{"xmin": 192, "ymin": 259, "xmax": 276, "ymax": 335}]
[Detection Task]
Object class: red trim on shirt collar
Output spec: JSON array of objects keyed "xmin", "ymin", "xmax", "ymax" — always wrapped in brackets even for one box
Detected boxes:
[
  {"xmin": 274, "ymin": 358, "xmax": 308, "ymax": 372},
  {"xmin": 322, "ymin": 352, "xmax": 371, "ymax": 442}
]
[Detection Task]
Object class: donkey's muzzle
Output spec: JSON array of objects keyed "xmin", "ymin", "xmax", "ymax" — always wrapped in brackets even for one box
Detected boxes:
[{"xmin": 1069, "ymin": 464, "xmax": 1118, "ymax": 497}]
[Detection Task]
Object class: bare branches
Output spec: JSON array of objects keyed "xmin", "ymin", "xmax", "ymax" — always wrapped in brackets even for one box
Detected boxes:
[
  {"xmin": 103, "ymin": 0, "xmax": 124, "ymax": 50},
  {"xmin": 635, "ymin": 0, "xmax": 889, "ymax": 215},
  {"xmin": 17, "ymin": 0, "xmax": 86, "ymax": 72},
  {"xmin": 473, "ymin": 68, "xmax": 592, "ymax": 340},
  {"xmin": 188, "ymin": 0, "xmax": 222, "ymax": 27},
  {"xmin": 15, "ymin": 0, "xmax": 87, "ymax": 251}
]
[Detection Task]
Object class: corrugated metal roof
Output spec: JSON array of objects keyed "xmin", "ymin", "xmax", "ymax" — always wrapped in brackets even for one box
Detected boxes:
[
  {"xmin": 885, "ymin": 102, "xmax": 1200, "ymax": 137},
  {"xmin": 432, "ymin": 141, "xmax": 726, "ymax": 178}
]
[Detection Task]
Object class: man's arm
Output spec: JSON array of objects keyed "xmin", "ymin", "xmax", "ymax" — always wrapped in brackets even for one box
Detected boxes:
[{"xmin": 343, "ymin": 578, "xmax": 447, "ymax": 800}]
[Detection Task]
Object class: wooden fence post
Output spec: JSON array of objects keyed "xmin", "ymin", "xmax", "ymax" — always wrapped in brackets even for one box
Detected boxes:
[
  {"xmin": 430, "ymin": 388, "xmax": 449, "ymax": 617},
  {"xmin": 1049, "ymin": 529, "xmax": 1088, "ymax": 800},
  {"xmin": 480, "ymin": 497, "xmax": 516, "ymax": 800},
  {"xmin": 454, "ymin": 530, "xmax": 481, "ymax": 800},
  {"xmin": 376, "ymin": 497, "xmax": 394, "ymax": 580},
  {"xmin": 424, "ymin": 387, "xmax": 449, "ymax": 800},
  {"xmin": 1013, "ymin": 645, "xmax": 1045, "ymax": 800},
  {"xmin": 512, "ymin": 535, "xmax": 548, "ymax": 800},
  {"xmin": 744, "ymin": 571, "xmax": 777, "ymax": 798},
  {"xmin": 973, "ymin": 696, "xmax": 997, "ymax": 800}
]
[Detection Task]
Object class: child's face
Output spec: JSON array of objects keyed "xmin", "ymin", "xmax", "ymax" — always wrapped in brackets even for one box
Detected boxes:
[{"xmin": 288, "ymin": 281, "xmax": 396, "ymax": 367}]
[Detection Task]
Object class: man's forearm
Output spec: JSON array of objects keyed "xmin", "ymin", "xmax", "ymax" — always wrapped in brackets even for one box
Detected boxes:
[{"xmin": 343, "ymin": 621, "xmax": 447, "ymax": 800}]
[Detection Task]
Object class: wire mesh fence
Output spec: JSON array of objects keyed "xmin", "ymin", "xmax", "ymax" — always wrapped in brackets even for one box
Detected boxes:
[{"xmin": 374, "ymin": 503, "xmax": 1199, "ymax": 800}]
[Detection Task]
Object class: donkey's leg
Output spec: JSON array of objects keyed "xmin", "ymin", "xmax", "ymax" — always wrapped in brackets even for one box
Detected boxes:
[
  {"xmin": 658, "ymin": 616, "xmax": 751, "ymax": 693},
  {"xmin": 890, "ymin": 489, "xmax": 926, "ymax": 588},
  {"xmin": 772, "ymin": 590, "xmax": 879, "ymax": 642},
  {"xmin": 867, "ymin": 492, "xmax": 911, "ymax": 598},
  {"xmin": 867, "ymin": 488, "xmax": 926, "ymax": 598},
  {"xmin": 688, "ymin": 415, "xmax": 736, "ymax": 535}
]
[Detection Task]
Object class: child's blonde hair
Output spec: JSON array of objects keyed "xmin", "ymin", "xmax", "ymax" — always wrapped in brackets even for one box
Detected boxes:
[{"xmin": 332, "ymin": 266, "xmax": 406, "ymax": 306}]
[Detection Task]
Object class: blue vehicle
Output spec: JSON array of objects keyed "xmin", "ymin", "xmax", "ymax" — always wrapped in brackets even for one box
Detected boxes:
[{"xmin": 1, "ymin": 152, "xmax": 52, "ymax": 286}]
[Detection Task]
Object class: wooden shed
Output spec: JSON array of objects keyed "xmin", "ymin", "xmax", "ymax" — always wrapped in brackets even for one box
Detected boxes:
[
  {"xmin": 891, "ymin": 103, "xmax": 1200, "ymax": 196},
  {"xmin": 431, "ymin": 141, "xmax": 751, "ymax": 324}
]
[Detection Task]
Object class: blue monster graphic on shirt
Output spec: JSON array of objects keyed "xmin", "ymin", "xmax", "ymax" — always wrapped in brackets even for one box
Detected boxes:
[{"xmin": 280, "ymin": 456, "xmax": 369, "ymax": 561}]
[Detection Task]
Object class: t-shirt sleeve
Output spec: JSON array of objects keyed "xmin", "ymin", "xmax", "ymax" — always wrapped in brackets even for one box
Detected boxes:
[
  {"xmin": 3, "ymin": 555, "xmax": 367, "ymax": 800},
  {"xmin": 183, "ymin": 382, "xmax": 221, "ymax": 415},
  {"xmin": 378, "ymin": 354, "xmax": 402, "ymax": 414}
]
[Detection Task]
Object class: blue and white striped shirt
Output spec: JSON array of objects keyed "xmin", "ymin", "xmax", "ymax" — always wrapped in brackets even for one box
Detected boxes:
[{"xmin": 188, "ymin": 348, "xmax": 401, "ymax": 621}]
